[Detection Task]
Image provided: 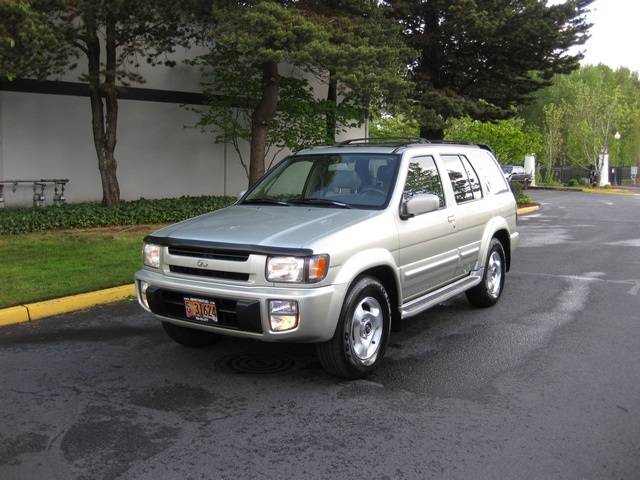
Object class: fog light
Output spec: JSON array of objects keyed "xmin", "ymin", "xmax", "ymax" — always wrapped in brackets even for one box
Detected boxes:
[
  {"xmin": 269, "ymin": 300, "xmax": 299, "ymax": 331},
  {"xmin": 139, "ymin": 281, "xmax": 150, "ymax": 308}
]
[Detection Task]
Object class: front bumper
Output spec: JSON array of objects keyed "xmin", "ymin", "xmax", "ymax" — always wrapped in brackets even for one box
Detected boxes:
[{"xmin": 135, "ymin": 269, "xmax": 347, "ymax": 343}]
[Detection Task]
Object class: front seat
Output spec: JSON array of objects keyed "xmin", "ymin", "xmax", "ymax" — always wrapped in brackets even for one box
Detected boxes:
[{"xmin": 327, "ymin": 170, "xmax": 361, "ymax": 195}]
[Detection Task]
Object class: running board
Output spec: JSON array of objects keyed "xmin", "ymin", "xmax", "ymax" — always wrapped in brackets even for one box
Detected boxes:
[{"xmin": 401, "ymin": 271, "xmax": 483, "ymax": 319}]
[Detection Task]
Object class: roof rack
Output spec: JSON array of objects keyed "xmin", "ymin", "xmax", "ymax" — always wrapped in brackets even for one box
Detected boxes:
[
  {"xmin": 338, "ymin": 137, "xmax": 482, "ymax": 148},
  {"xmin": 338, "ymin": 137, "xmax": 429, "ymax": 146}
]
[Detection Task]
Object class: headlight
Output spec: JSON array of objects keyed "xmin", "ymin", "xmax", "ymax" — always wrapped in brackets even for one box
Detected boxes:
[
  {"xmin": 266, "ymin": 255, "xmax": 329, "ymax": 283},
  {"xmin": 142, "ymin": 242, "xmax": 161, "ymax": 269}
]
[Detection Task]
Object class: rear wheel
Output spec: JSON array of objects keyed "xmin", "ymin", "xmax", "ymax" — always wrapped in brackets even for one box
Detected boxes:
[
  {"xmin": 316, "ymin": 276, "xmax": 391, "ymax": 379},
  {"xmin": 162, "ymin": 322, "xmax": 221, "ymax": 347},
  {"xmin": 466, "ymin": 238, "xmax": 506, "ymax": 308}
]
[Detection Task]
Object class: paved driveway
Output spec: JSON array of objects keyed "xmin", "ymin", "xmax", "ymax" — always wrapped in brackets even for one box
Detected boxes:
[{"xmin": 1, "ymin": 189, "xmax": 639, "ymax": 479}]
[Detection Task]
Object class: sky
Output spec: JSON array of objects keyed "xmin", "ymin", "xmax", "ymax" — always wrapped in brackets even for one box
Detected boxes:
[{"xmin": 566, "ymin": 0, "xmax": 640, "ymax": 72}]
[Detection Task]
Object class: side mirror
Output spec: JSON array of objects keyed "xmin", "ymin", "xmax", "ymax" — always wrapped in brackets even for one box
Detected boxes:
[{"xmin": 402, "ymin": 193, "xmax": 441, "ymax": 219}]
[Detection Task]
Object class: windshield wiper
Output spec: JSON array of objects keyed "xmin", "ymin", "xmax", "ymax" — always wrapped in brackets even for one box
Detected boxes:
[
  {"xmin": 292, "ymin": 197, "xmax": 352, "ymax": 209},
  {"xmin": 242, "ymin": 198, "xmax": 291, "ymax": 206}
]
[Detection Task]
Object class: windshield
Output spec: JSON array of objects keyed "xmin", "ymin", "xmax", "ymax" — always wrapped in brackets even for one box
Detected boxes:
[
  {"xmin": 241, "ymin": 153, "xmax": 400, "ymax": 209},
  {"xmin": 501, "ymin": 165, "xmax": 513, "ymax": 174}
]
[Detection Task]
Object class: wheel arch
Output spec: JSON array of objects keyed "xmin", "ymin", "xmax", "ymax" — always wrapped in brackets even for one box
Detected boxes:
[
  {"xmin": 360, "ymin": 265, "xmax": 401, "ymax": 325},
  {"xmin": 492, "ymin": 228, "xmax": 512, "ymax": 272},
  {"xmin": 479, "ymin": 216, "xmax": 513, "ymax": 274},
  {"xmin": 333, "ymin": 249, "xmax": 401, "ymax": 331}
]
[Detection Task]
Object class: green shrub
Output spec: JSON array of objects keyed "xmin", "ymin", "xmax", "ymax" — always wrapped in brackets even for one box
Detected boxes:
[
  {"xmin": 604, "ymin": 183, "xmax": 613, "ymax": 190},
  {"xmin": 568, "ymin": 179, "xmax": 579, "ymax": 187},
  {"xmin": 509, "ymin": 181, "xmax": 523, "ymax": 198},
  {"xmin": 0, "ymin": 195, "xmax": 237, "ymax": 235},
  {"xmin": 517, "ymin": 194, "xmax": 532, "ymax": 205}
]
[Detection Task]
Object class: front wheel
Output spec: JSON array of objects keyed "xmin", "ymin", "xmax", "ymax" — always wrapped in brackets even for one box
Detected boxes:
[
  {"xmin": 316, "ymin": 276, "xmax": 391, "ymax": 379},
  {"xmin": 162, "ymin": 322, "xmax": 222, "ymax": 347},
  {"xmin": 466, "ymin": 238, "xmax": 506, "ymax": 308}
]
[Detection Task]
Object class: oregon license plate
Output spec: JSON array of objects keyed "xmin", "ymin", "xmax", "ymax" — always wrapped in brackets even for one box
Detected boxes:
[{"xmin": 184, "ymin": 297, "xmax": 218, "ymax": 323}]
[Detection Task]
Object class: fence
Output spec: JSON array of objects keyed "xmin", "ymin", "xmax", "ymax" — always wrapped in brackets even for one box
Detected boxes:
[{"xmin": 537, "ymin": 166, "xmax": 631, "ymax": 185}]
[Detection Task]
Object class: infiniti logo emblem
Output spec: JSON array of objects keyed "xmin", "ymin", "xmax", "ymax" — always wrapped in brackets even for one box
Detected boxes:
[{"xmin": 197, "ymin": 260, "xmax": 209, "ymax": 268}]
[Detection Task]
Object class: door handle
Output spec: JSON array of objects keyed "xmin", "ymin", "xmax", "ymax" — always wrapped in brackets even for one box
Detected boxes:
[{"xmin": 447, "ymin": 215, "xmax": 456, "ymax": 224}]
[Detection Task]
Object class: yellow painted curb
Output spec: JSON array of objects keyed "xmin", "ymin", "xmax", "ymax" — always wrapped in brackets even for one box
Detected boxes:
[
  {"xmin": 581, "ymin": 188, "xmax": 640, "ymax": 196},
  {"xmin": 0, "ymin": 284, "xmax": 136, "ymax": 327},
  {"xmin": 518, "ymin": 205, "xmax": 540, "ymax": 215},
  {"xmin": 0, "ymin": 306, "xmax": 30, "ymax": 327}
]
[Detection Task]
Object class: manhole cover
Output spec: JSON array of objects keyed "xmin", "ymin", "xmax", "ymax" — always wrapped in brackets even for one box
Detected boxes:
[{"xmin": 219, "ymin": 352, "xmax": 306, "ymax": 376}]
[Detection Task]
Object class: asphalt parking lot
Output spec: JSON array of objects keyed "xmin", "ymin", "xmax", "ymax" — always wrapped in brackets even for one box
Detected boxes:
[{"xmin": 1, "ymin": 189, "xmax": 639, "ymax": 479}]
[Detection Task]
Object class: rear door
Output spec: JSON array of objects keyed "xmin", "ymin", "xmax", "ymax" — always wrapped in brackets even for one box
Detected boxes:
[{"xmin": 440, "ymin": 154, "xmax": 493, "ymax": 277}]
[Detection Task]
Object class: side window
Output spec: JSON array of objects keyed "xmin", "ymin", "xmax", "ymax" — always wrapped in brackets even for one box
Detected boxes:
[
  {"xmin": 441, "ymin": 155, "xmax": 482, "ymax": 203},
  {"xmin": 461, "ymin": 155, "xmax": 482, "ymax": 200},
  {"xmin": 468, "ymin": 150, "xmax": 510, "ymax": 195},
  {"xmin": 403, "ymin": 156, "xmax": 445, "ymax": 208}
]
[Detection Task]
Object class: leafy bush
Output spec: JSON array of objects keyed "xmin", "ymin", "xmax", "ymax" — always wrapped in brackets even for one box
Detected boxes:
[
  {"xmin": 509, "ymin": 181, "xmax": 523, "ymax": 198},
  {"xmin": 568, "ymin": 179, "xmax": 579, "ymax": 187},
  {"xmin": 0, "ymin": 196, "xmax": 237, "ymax": 235},
  {"xmin": 517, "ymin": 194, "xmax": 532, "ymax": 205},
  {"xmin": 604, "ymin": 183, "xmax": 613, "ymax": 189}
]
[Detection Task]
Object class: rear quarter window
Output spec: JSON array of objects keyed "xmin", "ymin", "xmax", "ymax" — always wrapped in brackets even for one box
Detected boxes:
[{"xmin": 467, "ymin": 150, "xmax": 510, "ymax": 195}]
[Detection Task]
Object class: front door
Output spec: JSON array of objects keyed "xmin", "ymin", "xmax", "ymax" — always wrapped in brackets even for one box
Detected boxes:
[{"xmin": 396, "ymin": 155, "xmax": 459, "ymax": 302}]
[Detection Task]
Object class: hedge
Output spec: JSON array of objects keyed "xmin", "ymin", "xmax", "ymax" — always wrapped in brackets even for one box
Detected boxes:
[{"xmin": 0, "ymin": 196, "xmax": 237, "ymax": 235}]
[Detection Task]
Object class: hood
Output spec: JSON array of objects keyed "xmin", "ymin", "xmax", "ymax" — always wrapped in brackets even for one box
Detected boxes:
[{"xmin": 149, "ymin": 205, "xmax": 378, "ymax": 250}]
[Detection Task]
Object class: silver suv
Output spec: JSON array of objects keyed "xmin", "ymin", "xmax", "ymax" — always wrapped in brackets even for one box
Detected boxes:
[{"xmin": 135, "ymin": 139, "xmax": 519, "ymax": 378}]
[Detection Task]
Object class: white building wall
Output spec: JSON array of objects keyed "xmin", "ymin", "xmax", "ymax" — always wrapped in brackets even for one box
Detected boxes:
[
  {"xmin": 0, "ymin": 89, "xmax": 255, "ymax": 206},
  {"xmin": 0, "ymin": 52, "xmax": 365, "ymax": 207}
]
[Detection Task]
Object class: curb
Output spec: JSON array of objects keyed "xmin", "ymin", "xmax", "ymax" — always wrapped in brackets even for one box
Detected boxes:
[
  {"xmin": 518, "ymin": 205, "xmax": 540, "ymax": 215},
  {"xmin": 1, "ymin": 206, "xmax": 542, "ymax": 328},
  {"xmin": 0, "ymin": 284, "xmax": 136, "ymax": 328}
]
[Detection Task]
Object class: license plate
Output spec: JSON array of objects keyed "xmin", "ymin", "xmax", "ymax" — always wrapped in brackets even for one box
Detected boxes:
[{"xmin": 184, "ymin": 297, "xmax": 218, "ymax": 323}]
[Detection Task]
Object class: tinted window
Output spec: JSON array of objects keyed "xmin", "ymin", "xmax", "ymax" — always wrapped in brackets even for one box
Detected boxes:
[
  {"xmin": 473, "ymin": 151, "xmax": 510, "ymax": 194},
  {"xmin": 441, "ymin": 155, "xmax": 482, "ymax": 203},
  {"xmin": 403, "ymin": 156, "xmax": 445, "ymax": 208}
]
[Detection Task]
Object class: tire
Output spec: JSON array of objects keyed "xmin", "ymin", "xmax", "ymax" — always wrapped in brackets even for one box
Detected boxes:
[
  {"xmin": 316, "ymin": 276, "xmax": 391, "ymax": 379},
  {"xmin": 523, "ymin": 179, "xmax": 529, "ymax": 189},
  {"xmin": 466, "ymin": 238, "xmax": 506, "ymax": 308},
  {"xmin": 162, "ymin": 322, "xmax": 222, "ymax": 347}
]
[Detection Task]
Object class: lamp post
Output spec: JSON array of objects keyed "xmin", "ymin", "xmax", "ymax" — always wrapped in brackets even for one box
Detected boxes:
[{"xmin": 614, "ymin": 131, "xmax": 621, "ymax": 186}]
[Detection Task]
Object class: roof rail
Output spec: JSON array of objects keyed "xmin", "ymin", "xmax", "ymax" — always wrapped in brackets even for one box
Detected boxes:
[
  {"xmin": 338, "ymin": 137, "xmax": 485, "ymax": 148},
  {"xmin": 477, "ymin": 143, "xmax": 495, "ymax": 154},
  {"xmin": 337, "ymin": 137, "xmax": 430, "ymax": 146}
]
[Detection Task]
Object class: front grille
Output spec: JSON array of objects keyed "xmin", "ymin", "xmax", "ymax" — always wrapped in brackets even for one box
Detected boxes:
[
  {"xmin": 168, "ymin": 245, "xmax": 249, "ymax": 262},
  {"xmin": 169, "ymin": 265, "xmax": 250, "ymax": 281}
]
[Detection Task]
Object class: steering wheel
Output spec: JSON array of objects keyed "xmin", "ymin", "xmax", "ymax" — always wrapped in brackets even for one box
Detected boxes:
[{"xmin": 359, "ymin": 186, "xmax": 387, "ymax": 197}]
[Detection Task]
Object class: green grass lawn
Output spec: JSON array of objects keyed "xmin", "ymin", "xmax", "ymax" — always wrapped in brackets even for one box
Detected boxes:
[{"xmin": 0, "ymin": 225, "xmax": 160, "ymax": 309}]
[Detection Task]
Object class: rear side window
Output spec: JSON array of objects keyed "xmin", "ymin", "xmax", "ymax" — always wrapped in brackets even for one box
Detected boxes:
[
  {"xmin": 469, "ymin": 150, "xmax": 510, "ymax": 195},
  {"xmin": 441, "ymin": 154, "xmax": 482, "ymax": 203},
  {"xmin": 403, "ymin": 155, "xmax": 445, "ymax": 208}
]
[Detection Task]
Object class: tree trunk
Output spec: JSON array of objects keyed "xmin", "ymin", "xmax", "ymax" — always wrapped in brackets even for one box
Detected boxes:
[
  {"xmin": 326, "ymin": 71, "xmax": 337, "ymax": 143},
  {"xmin": 249, "ymin": 61, "xmax": 280, "ymax": 187},
  {"xmin": 84, "ymin": 6, "xmax": 121, "ymax": 207}
]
